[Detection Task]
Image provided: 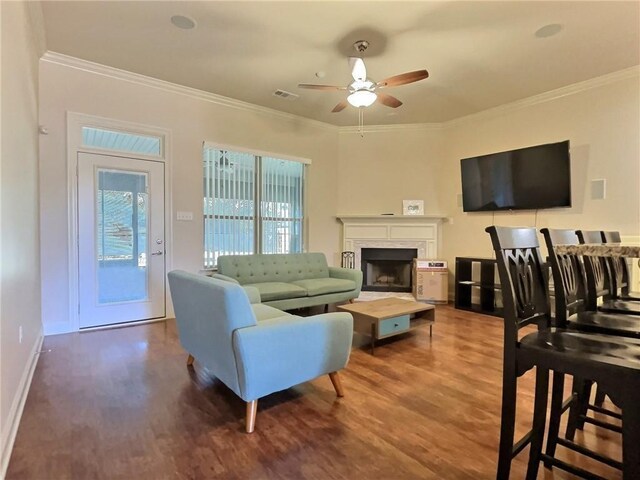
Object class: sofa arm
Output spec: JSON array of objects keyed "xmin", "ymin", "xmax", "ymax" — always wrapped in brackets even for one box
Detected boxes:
[
  {"xmin": 242, "ymin": 286, "xmax": 261, "ymax": 304},
  {"xmin": 210, "ymin": 273, "xmax": 240, "ymax": 284},
  {"xmin": 210, "ymin": 273, "xmax": 259, "ymax": 303},
  {"xmin": 329, "ymin": 267, "xmax": 363, "ymax": 291},
  {"xmin": 232, "ymin": 312, "xmax": 353, "ymax": 401}
]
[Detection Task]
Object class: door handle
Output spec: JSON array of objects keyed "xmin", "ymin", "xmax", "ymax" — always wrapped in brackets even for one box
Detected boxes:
[{"xmin": 151, "ymin": 250, "xmax": 164, "ymax": 256}]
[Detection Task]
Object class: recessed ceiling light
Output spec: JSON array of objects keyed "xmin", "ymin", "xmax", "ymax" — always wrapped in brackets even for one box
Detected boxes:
[
  {"xmin": 535, "ymin": 23, "xmax": 563, "ymax": 38},
  {"xmin": 171, "ymin": 15, "xmax": 196, "ymax": 30}
]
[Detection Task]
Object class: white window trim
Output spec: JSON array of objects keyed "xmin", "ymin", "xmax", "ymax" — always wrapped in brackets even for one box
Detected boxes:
[
  {"xmin": 203, "ymin": 141, "xmax": 312, "ymax": 165},
  {"xmin": 65, "ymin": 112, "xmax": 173, "ymax": 334},
  {"xmin": 80, "ymin": 125, "xmax": 164, "ymax": 159},
  {"xmin": 202, "ymin": 142, "xmax": 310, "ymax": 267}
]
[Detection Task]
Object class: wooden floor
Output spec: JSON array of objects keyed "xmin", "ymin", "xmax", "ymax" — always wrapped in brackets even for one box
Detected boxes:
[{"xmin": 7, "ymin": 305, "xmax": 622, "ymax": 479}]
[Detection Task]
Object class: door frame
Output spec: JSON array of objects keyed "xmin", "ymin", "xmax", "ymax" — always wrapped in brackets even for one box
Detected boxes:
[{"xmin": 67, "ymin": 112, "xmax": 172, "ymax": 332}]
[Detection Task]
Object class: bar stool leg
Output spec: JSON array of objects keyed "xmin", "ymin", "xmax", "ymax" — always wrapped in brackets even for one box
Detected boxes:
[
  {"xmin": 497, "ymin": 366, "xmax": 517, "ymax": 480},
  {"xmin": 544, "ymin": 371, "xmax": 565, "ymax": 469},
  {"xmin": 622, "ymin": 392, "xmax": 640, "ymax": 479},
  {"xmin": 566, "ymin": 377, "xmax": 589, "ymax": 440},
  {"xmin": 576, "ymin": 381, "xmax": 594, "ymax": 431},
  {"xmin": 526, "ymin": 367, "xmax": 549, "ymax": 480},
  {"xmin": 594, "ymin": 385, "xmax": 606, "ymax": 407}
]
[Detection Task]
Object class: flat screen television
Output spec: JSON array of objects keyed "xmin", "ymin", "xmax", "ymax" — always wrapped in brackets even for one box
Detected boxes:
[{"xmin": 460, "ymin": 140, "xmax": 571, "ymax": 212}]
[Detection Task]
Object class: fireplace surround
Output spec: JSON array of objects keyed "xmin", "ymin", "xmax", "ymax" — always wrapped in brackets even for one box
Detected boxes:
[{"xmin": 338, "ymin": 214, "xmax": 447, "ymax": 293}]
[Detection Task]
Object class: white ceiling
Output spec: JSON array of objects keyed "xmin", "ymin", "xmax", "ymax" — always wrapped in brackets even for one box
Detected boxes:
[{"xmin": 41, "ymin": 1, "xmax": 640, "ymax": 126}]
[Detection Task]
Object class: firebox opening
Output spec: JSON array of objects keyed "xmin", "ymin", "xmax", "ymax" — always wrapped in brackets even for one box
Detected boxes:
[{"xmin": 361, "ymin": 248, "xmax": 418, "ymax": 292}]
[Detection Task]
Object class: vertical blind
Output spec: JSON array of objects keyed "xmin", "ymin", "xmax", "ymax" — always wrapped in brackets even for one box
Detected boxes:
[{"xmin": 203, "ymin": 147, "xmax": 305, "ymax": 267}]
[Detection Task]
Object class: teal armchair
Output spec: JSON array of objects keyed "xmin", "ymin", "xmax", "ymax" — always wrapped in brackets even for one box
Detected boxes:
[{"xmin": 167, "ymin": 270, "xmax": 353, "ymax": 432}]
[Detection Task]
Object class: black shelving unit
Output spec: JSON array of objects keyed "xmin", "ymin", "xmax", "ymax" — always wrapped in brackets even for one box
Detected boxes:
[{"xmin": 455, "ymin": 257, "xmax": 502, "ymax": 317}]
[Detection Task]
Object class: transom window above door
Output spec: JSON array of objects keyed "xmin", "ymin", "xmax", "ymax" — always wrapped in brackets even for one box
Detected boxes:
[
  {"xmin": 82, "ymin": 126, "xmax": 163, "ymax": 157},
  {"xmin": 203, "ymin": 145, "xmax": 307, "ymax": 268}
]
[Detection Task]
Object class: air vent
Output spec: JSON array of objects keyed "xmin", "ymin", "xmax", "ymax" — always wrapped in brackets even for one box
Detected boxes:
[{"xmin": 273, "ymin": 89, "xmax": 299, "ymax": 101}]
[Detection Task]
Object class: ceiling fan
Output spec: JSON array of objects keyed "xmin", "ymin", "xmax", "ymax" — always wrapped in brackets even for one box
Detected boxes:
[{"xmin": 298, "ymin": 40, "xmax": 429, "ymax": 113}]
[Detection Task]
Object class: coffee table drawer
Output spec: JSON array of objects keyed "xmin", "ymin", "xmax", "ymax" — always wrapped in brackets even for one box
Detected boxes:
[{"xmin": 378, "ymin": 314, "xmax": 410, "ymax": 338}]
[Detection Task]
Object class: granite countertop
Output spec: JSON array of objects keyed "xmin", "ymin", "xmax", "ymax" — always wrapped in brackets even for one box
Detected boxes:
[{"xmin": 554, "ymin": 244, "xmax": 640, "ymax": 257}]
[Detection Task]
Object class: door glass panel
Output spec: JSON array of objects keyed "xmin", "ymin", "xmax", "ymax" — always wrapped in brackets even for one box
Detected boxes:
[{"xmin": 96, "ymin": 169, "xmax": 149, "ymax": 304}]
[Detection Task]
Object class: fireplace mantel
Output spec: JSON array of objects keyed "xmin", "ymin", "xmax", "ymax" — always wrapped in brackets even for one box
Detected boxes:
[
  {"xmin": 337, "ymin": 215, "xmax": 448, "ymax": 223},
  {"xmin": 337, "ymin": 214, "xmax": 447, "ymax": 267}
]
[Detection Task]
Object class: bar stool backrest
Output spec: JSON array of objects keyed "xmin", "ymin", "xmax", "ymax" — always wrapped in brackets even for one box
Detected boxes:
[
  {"xmin": 602, "ymin": 231, "xmax": 621, "ymax": 243},
  {"xmin": 576, "ymin": 230, "xmax": 611, "ymax": 309},
  {"xmin": 576, "ymin": 230, "xmax": 603, "ymax": 244},
  {"xmin": 602, "ymin": 231, "xmax": 629, "ymax": 297},
  {"xmin": 540, "ymin": 228, "xmax": 588, "ymax": 326},
  {"xmin": 486, "ymin": 227, "xmax": 551, "ymax": 348}
]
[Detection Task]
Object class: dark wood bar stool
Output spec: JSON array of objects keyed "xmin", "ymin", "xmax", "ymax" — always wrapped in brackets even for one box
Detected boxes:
[
  {"xmin": 590, "ymin": 230, "xmax": 640, "ymax": 407},
  {"xmin": 602, "ymin": 231, "xmax": 640, "ymax": 302},
  {"xmin": 486, "ymin": 226, "xmax": 640, "ymax": 480},
  {"xmin": 541, "ymin": 228, "xmax": 640, "ymax": 471},
  {"xmin": 543, "ymin": 229, "xmax": 640, "ymax": 338},
  {"xmin": 577, "ymin": 230, "xmax": 640, "ymax": 315}
]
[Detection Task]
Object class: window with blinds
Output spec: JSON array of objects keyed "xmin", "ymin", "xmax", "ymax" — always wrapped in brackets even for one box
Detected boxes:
[{"xmin": 203, "ymin": 147, "xmax": 305, "ymax": 267}]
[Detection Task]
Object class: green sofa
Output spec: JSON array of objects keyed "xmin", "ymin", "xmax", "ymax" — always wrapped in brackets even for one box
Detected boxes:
[{"xmin": 214, "ymin": 252, "xmax": 362, "ymax": 311}]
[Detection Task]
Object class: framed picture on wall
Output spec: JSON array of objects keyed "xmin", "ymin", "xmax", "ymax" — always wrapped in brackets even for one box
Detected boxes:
[{"xmin": 403, "ymin": 200, "xmax": 424, "ymax": 216}]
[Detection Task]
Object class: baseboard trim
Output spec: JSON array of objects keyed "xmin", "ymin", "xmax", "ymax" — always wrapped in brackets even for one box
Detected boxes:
[
  {"xmin": 78, "ymin": 317, "xmax": 167, "ymax": 333},
  {"xmin": 1, "ymin": 333, "xmax": 44, "ymax": 480}
]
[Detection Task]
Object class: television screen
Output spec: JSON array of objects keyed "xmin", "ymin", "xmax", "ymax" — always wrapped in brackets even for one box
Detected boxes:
[{"xmin": 460, "ymin": 140, "xmax": 571, "ymax": 212}]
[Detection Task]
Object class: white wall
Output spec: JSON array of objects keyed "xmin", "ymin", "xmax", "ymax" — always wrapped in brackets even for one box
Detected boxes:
[
  {"xmin": 0, "ymin": 1, "xmax": 45, "ymax": 476},
  {"xmin": 39, "ymin": 53, "xmax": 639, "ymax": 334},
  {"xmin": 39, "ymin": 59, "xmax": 341, "ymax": 335},
  {"xmin": 334, "ymin": 72, "xmax": 639, "ymax": 291},
  {"xmin": 440, "ymin": 73, "xmax": 640, "ymax": 272},
  {"xmin": 337, "ymin": 125, "xmax": 445, "ymax": 216}
]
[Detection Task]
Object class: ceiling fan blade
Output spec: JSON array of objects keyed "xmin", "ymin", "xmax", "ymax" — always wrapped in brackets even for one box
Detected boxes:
[
  {"xmin": 332, "ymin": 101, "xmax": 348, "ymax": 113},
  {"xmin": 377, "ymin": 70, "xmax": 429, "ymax": 88},
  {"xmin": 377, "ymin": 92, "xmax": 403, "ymax": 108},
  {"xmin": 349, "ymin": 57, "xmax": 367, "ymax": 81},
  {"xmin": 298, "ymin": 83, "xmax": 346, "ymax": 91}
]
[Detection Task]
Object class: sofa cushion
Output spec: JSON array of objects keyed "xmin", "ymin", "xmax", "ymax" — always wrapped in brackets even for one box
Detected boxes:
[
  {"xmin": 291, "ymin": 278, "xmax": 356, "ymax": 297},
  {"xmin": 244, "ymin": 282, "xmax": 307, "ymax": 302},
  {"xmin": 251, "ymin": 304, "xmax": 294, "ymax": 322}
]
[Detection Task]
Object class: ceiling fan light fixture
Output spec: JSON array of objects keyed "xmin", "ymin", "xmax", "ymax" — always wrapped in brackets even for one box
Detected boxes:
[{"xmin": 348, "ymin": 90, "xmax": 377, "ymax": 108}]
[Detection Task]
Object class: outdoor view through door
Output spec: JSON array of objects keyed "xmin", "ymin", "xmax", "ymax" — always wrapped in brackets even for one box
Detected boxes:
[{"xmin": 203, "ymin": 146, "xmax": 305, "ymax": 267}]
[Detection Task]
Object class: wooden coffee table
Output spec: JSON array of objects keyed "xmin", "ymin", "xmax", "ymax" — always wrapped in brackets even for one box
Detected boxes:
[{"xmin": 337, "ymin": 297, "xmax": 435, "ymax": 355}]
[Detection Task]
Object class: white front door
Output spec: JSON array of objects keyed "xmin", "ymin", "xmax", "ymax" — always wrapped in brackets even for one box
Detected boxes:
[{"xmin": 77, "ymin": 152, "xmax": 166, "ymax": 328}]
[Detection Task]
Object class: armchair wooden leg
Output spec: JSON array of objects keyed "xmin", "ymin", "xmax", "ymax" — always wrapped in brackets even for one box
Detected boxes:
[
  {"xmin": 348, "ymin": 299, "xmax": 355, "ymax": 304},
  {"xmin": 329, "ymin": 372, "xmax": 344, "ymax": 397},
  {"xmin": 246, "ymin": 400, "xmax": 258, "ymax": 433},
  {"xmin": 186, "ymin": 354, "xmax": 194, "ymax": 366}
]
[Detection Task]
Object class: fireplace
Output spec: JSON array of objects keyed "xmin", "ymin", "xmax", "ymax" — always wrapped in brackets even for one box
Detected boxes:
[{"xmin": 361, "ymin": 248, "xmax": 418, "ymax": 292}]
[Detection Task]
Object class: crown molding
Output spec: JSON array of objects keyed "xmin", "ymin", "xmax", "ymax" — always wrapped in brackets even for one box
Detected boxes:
[
  {"xmin": 443, "ymin": 65, "xmax": 640, "ymax": 128},
  {"xmin": 40, "ymin": 51, "xmax": 338, "ymax": 132},
  {"xmin": 41, "ymin": 51, "xmax": 638, "ymax": 134},
  {"xmin": 339, "ymin": 122, "xmax": 442, "ymax": 134}
]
